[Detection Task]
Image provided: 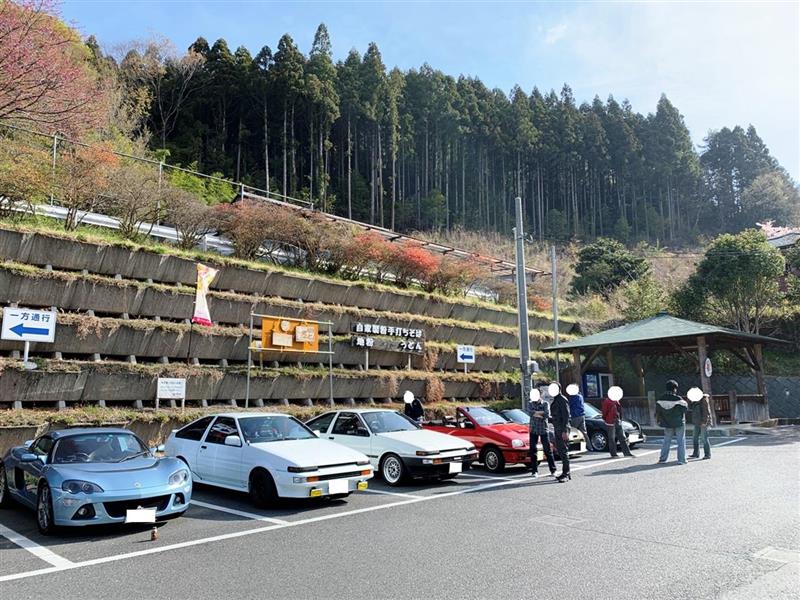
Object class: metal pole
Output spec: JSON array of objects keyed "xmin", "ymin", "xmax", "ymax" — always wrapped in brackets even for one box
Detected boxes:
[
  {"xmin": 245, "ymin": 313, "xmax": 253, "ymax": 409},
  {"xmin": 50, "ymin": 134, "xmax": 58, "ymax": 205},
  {"xmin": 157, "ymin": 160, "xmax": 164, "ymax": 226},
  {"xmin": 514, "ymin": 197, "xmax": 532, "ymax": 410},
  {"xmin": 328, "ymin": 324, "xmax": 334, "ymax": 405},
  {"xmin": 22, "ymin": 341, "xmax": 30, "ymax": 366},
  {"xmin": 551, "ymin": 245, "xmax": 560, "ymax": 381}
]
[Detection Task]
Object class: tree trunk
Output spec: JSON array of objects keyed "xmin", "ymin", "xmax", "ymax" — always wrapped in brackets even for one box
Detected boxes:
[
  {"xmin": 282, "ymin": 104, "xmax": 288, "ymax": 197},
  {"xmin": 347, "ymin": 115, "xmax": 352, "ymax": 219}
]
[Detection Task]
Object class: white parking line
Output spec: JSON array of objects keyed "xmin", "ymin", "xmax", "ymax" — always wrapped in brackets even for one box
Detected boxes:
[
  {"xmin": 0, "ymin": 523, "xmax": 73, "ymax": 568},
  {"xmin": 0, "ymin": 437, "xmax": 750, "ymax": 584},
  {"xmin": 361, "ymin": 489, "xmax": 422, "ymax": 499},
  {"xmin": 189, "ymin": 500, "xmax": 289, "ymax": 524}
]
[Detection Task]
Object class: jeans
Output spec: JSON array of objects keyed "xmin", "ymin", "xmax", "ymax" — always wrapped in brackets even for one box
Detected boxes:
[
  {"xmin": 607, "ymin": 421, "xmax": 632, "ymax": 457},
  {"xmin": 570, "ymin": 416, "xmax": 591, "ymax": 450},
  {"xmin": 553, "ymin": 430, "xmax": 570, "ymax": 474},
  {"xmin": 692, "ymin": 425, "xmax": 711, "ymax": 458},
  {"xmin": 659, "ymin": 425, "xmax": 686, "ymax": 463},
  {"xmin": 529, "ymin": 431, "xmax": 555, "ymax": 474}
]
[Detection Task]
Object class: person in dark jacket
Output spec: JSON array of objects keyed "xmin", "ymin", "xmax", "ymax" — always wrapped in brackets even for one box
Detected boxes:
[
  {"xmin": 402, "ymin": 390, "xmax": 424, "ymax": 422},
  {"xmin": 689, "ymin": 390, "xmax": 712, "ymax": 459},
  {"xmin": 656, "ymin": 380, "xmax": 688, "ymax": 464},
  {"xmin": 527, "ymin": 388, "xmax": 556, "ymax": 477},
  {"xmin": 548, "ymin": 382, "xmax": 571, "ymax": 482},
  {"xmin": 601, "ymin": 386, "xmax": 633, "ymax": 458}
]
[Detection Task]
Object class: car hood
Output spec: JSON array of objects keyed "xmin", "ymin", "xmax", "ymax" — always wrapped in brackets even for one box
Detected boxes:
[
  {"xmin": 49, "ymin": 456, "xmax": 183, "ymax": 491},
  {"xmin": 249, "ymin": 438, "xmax": 368, "ymax": 468},
  {"xmin": 376, "ymin": 430, "xmax": 473, "ymax": 452},
  {"xmin": 483, "ymin": 423, "xmax": 529, "ymax": 438}
]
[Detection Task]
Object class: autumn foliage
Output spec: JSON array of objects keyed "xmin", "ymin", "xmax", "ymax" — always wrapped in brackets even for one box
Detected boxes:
[{"xmin": 0, "ymin": 1, "xmax": 107, "ymax": 136}]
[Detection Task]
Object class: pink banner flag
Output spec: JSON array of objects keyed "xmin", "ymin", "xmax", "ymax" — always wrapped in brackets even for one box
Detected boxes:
[{"xmin": 191, "ymin": 263, "xmax": 219, "ymax": 326}]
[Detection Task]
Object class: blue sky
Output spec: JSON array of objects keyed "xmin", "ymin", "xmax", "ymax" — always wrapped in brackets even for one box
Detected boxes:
[{"xmin": 62, "ymin": 1, "xmax": 799, "ymax": 180}]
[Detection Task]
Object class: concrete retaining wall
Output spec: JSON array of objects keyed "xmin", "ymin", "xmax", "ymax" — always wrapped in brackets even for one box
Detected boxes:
[
  {"xmin": 0, "ymin": 367, "xmax": 505, "ymax": 407},
  {"xmin": 0, "ymin": 268, "xmax": 547, "ymax": 349},
  {"xmin": 0, "ymin": 227, "xmax": 577, "ymax": 334}
]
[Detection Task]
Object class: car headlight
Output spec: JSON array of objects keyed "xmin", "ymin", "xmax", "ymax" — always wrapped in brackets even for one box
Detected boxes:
[
  {"xmin": 416, "ymin": 450, "xmax": 439, "ymax": 456},
  {"xmin": 168, "ymin": 469, "xmax": 189, "ymax": 486},
  {"xmin": 356, "ymin": 460, "xmax": 370, "ymax": 466},
  {"xmin": 511, "ymin": 439, "xmax": 525, "ymax": 448},
  {"xmin": 62, "ymin": 480, "xmax": 104, "ymax": 494}
]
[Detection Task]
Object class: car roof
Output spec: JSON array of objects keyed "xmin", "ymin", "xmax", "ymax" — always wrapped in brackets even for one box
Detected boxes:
[
  {"xmin": 48, "ymin": 428, "xmax": 133, "ymax": 439},
  {"xmin": 211, "ymin": 412, "xmax": 289, "ymax": 419},
  {"xmin": 312, "ymin": 408, "xmax": 400, "ymax": 415}
]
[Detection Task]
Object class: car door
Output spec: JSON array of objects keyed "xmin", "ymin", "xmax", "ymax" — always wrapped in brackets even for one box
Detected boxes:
[
  {"xmin": 455, "ymin": 409, "xmax": 484, "ymax": 447},
  {"xmin": 197, "ymin": 417, "xmax": 243, "ymax": 486},
  {"xmin": 306, "ymin": 412, "xmax": 337, "ymax": 437},
  {"xmin": 17, "ymin": 436, "xmax": 53, "ymax": 505},
  {"xmin": 327, "ymin": 413, "xmax": 372, "ymax": 457},
  {"xmin": 170, "ymin": 416, "xmax": 214, "ymax": 474}
]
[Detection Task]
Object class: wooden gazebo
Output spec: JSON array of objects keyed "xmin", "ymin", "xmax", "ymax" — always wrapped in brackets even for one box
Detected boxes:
[{"xmin": 542, "ymin": 312, "xmax": 787, "ymax": 425}]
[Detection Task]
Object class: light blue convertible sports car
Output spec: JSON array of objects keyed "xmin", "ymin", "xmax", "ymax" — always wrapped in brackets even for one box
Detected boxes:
[{"xmin": 0, "ymin": 428, "xmax": 192, "ymax": 534}]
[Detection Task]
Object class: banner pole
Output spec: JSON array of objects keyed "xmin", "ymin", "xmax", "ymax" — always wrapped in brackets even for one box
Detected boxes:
[{"xmin": 328, "ymin": 323, "xmax": 334, "ymax": 405}]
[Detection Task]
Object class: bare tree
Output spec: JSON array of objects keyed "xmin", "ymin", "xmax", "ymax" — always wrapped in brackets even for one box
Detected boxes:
[{"xmin": 162, "ymin": 185, "xmax": 214, "ymax": 249}]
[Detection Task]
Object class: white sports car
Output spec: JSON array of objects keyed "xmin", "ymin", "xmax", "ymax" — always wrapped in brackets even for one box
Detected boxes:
[
  {"xmin": 164, "ymin": 413, "xmax": 373, "ymax": 506},
  {"xmin": 306, "ymin": 409, "xmax": 478, "ymax": 486}
]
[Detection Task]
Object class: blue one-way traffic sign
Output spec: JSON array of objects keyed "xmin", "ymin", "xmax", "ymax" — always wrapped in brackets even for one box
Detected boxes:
[
  {"xmin": 2, "ymin": 308, "xmax": 57, "ymax": 343},
  {"xmin": 456, "ymin": 344, "xmax": 475, "ymax": 364}
]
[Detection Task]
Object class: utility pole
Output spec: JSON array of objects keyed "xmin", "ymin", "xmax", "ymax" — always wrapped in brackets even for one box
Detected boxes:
[
  {"xmin": 551, "ymin": 245, "xmax": 560, "ymax": 380},
  {"xmin": 513, "ymin": 197, "xmax": 531, "ymax": 410}
]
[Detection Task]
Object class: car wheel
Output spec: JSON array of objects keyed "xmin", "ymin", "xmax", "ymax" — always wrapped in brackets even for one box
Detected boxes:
[
  {"xmin": 248, "ymin": 469, "xmax": 278, "ymax": 508},
  {"xmin": 482, "ymin": 446, "xmax": 506, "ymax": 473},
  {"xmin": 380, "ymin": 454, "xmax": 407, "ymax": 486},
  {"xmin": 590, "ymin": 430, "xmax": 608, "ymax": 452},
  {"xmin": 0, "ymin": 463, "xmax": 12, "ymax": 508},
  {"xmin": 36, "ymin": 482, "xmax": 56, "ymax": 535}
]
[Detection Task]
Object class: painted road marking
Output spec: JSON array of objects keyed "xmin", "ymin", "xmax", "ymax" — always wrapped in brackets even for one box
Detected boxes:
[
  {"xmin": 189, "ymin": 500, "xmax": 289, "ymax": 525},
  {"xmin": 361, "ymin": 488, "xmax": 422, "ymax": 499},
  {"xmin": 753, "ymin": 546, "xmax": 800, "ymax": 564},
  {"xmin": 0, "ymin": 523, "xmax": 73, "ymax": 568},
  {"xmin": 0, "ymin": 437, "xmax": 749, "ymax": 584}
]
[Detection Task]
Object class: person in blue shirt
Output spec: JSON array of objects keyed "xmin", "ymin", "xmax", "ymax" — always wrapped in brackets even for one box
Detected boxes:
[{"xmin": 566, "ymin": 383, "xmax": 592, "ymax": 451}]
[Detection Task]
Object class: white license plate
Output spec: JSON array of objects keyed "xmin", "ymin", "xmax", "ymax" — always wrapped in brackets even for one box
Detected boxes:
[
  {"xmin": 448, "ymin": 462, "xmax": 463, "ymax": 474},
  {"xmin": 628, "ymin": 434, "xmax": 641, "ymax": 443},
  {"xmin": 125, "ymin": 508, "xmax": 156, "ymax": 523},
  {"xmin": 328, "ymin": 479, "xmax": 348, "ymax": 495}
]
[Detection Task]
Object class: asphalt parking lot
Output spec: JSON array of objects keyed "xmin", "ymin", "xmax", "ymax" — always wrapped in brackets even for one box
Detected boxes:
[{"xmin": 1, "ymin": 433, "xmax": 798, "ymax": 600}]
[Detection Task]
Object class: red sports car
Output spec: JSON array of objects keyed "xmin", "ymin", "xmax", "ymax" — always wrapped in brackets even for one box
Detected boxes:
[{"xmin": 422, "ymin": 406, "xmax": 531, "ymax": 473}]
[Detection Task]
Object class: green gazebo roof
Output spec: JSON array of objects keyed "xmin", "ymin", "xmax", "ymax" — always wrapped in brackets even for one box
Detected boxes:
[{"xmin": 542, "ymin": 313, "xmax": 785, "ymax": 353}]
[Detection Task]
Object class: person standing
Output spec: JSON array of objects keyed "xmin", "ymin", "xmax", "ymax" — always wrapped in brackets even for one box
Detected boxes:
[
  {"xmin": 566, "ymin": 384, "xmax": 592, "ymax": 452},
  {"xmin": 527, "ymin": 388, "xmax": 556, "ymax": 478},
  {"xmin": 601, "ymin": 386, "xmax": 633, "ymax": 458},
  {"xmin": 549, "ymin": 382, "xmax": 572, "ymax": 482},
  {"xmin": 689, "ymin": 391, "xmax": 712, "ymax": 460},
  {"xmin": 403, "ymin": 390, "xmax": 424, "ymax": 422},
  {"xmin": 656, "ymin": 380, "xmax": 689, "ymax": 464}
]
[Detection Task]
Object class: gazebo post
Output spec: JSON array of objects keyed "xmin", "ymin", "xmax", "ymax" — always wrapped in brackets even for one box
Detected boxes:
[
  {"xmin": 753, "ymin": 343, "xmax": 768, "ymax": 406},
  {"xmin": 632, "ymin": 354, "xmax": 646, "ymax": 397},
  {"xmin": 697, "ymin": 335, "xmax": 717, "ymax": 424},
  {"xmin": 572, "ymin": 348, "xmax": 582, "ymax": 388}
]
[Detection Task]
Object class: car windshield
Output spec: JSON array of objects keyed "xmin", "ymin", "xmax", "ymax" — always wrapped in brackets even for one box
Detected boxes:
[
  {"xmin": 584, "ymin": 404, "xmax": 601, "ymax": 418},
  {"xmin": 362, "ymin": 411, "xmax": 419, "ymax": 433},
  {"xmin": 238, "ymin": 416, "xmax": 316, "ymax": 443},
  {"xmin": 502, "ymin": 409, "xmax": 530, "ymax": 424},
  {"xmin": 465, "ymin": 407, "xmax": 508, "ymax": 426},
  {"xmin": 53, "ymin": 433, "xmax": 148, "ymax": 464}
]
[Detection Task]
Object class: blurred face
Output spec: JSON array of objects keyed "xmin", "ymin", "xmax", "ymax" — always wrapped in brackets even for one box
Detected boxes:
[{"xmin": 547, "ymin": 383, "xmax": 561, "ymax": 397}]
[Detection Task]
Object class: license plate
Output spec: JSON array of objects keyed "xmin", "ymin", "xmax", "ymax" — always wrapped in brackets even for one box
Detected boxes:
[
  {"xmin": 628, "ymin": 434, "xmax": 641, "ymax": 443},
  {"xmin": 328, "ymin": 479, "xmax": 348, "ymax": 495},
  {"xmin": 125, "ymin": 508, "xmax": 156, "ymax": 523},
  {"xmin": 448, "ymin": 462, "xmax": 463, "ymax": 474}
]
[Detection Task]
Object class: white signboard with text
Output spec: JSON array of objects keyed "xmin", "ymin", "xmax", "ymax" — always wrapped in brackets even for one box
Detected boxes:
[
  {"xmin": 157, "ymin": 378, "xmax": 187, "ymax": 400},
  {"xmin": 1, "ymin": 308, "xmax": 57, "ymax": 343}
]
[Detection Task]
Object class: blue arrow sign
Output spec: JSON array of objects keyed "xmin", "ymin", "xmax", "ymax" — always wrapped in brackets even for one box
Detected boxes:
[
  {"xmin": 456, "ymin": 345, "xmax": 476, "ymax": 363},
  {"xmin": 10, "ymin": 323, "xmax": 50, "ymax": 337},
  {"xmin": 459, "ymin": 352, "xmax": 473, "ymax": 361}
]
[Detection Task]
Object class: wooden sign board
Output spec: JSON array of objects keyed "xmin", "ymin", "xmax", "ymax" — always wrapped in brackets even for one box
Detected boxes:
[{"xmin": 261, "ymin": 317, "xmax": 319, "ymax": 352}]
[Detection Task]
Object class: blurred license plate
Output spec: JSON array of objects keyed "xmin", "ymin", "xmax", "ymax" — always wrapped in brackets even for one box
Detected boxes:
[
  {"xmin": 125, "ymin": 508, "xmax": 156, "ymax": 523},
  {"xmin": 628, "ymin": 433, "xmax": 641, "ymax": 443},
  {"xmin": 328, "ymin": 479, "xmax": 348, "ymax": 495},
  {"xmin": 448, "ymin": 462, "xmax": 462, "ymax": 474}
]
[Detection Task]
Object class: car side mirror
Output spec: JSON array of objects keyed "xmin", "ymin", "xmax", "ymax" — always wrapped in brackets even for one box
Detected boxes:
[
  {"xmin": 24, "ymin": 440, "xmax": 33, "ymax": 448},
  {"xmin": 20, "ymin": 453, "xmax": 39, "ymax": 463},
  {"xmin": 356, "ymin": 427, "xmax": 369, "ymax": 437},
  {"xmin": 224, "ymin": 435, "xmax": 242, "ymax": 447},
  {"xmin": 149, "ymin": 445, "xmax": 166, "ymax": 454},
  {"xmin": 460, "ymin": 421, "xmax": 474, "ymax": 429},
  {"xmin": 312, "ymin": 430, "xmax": 321, "ymax": 437}
]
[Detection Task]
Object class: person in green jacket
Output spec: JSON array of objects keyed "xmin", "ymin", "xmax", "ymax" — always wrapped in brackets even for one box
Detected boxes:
[{"xmin": 656, "ymin": 380, "xmax": 688, "ymax": 464}]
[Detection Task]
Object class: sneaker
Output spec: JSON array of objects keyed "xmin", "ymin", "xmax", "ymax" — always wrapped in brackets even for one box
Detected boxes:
[
  {"xmin": 702, "ymin": 456, "xmax": 711, "ymax": 460},
  {"xmin": 689, "ymin": 454, "xmax": 699, "ymax": 459},
  {"xmin": 530, "ymin": 472, "xmax": 539, "ymax": 478},
  {"xmin": 677, "ymin": 461, "xmax": 687, "ymax": 465},
  {"xmin": 549, "ymin": 470, "xmax": 557, "ymax": 477},
  {"xmin": 657, "ymin": 460, "xmax": 667, "ymax": 464}
]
